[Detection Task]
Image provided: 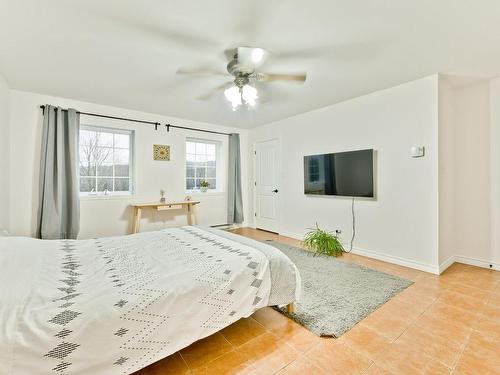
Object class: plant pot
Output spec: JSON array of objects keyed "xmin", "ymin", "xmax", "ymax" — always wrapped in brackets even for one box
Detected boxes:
[{"xmin": 200, "ymin": 187, "xmax": 208, "ymax": 193}]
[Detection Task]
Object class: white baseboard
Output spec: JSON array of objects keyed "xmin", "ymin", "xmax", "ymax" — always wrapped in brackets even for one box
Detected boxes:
[
  {"xmin": 347, "ymin": 245, "xmax": 440, "ymax": 275},
  {"xmin": 278, "ymin": 231, "xmax": 303, "ymax": 241},
  {"xmin": 276, "ymin": 231, "xmax": 500, "ymax": 274},
  {"xmin": 278, "ymin": 231, "xmax": 440, "ymax": 275},
  {"xmin": 438, "ymin": 256, "xmax": 456, "ymax": 274},
  {"xmin": 454, "ymin": 255, "xmax": 500, "ymax": 272}
]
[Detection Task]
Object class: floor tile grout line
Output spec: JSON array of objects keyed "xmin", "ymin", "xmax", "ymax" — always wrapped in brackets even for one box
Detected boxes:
[
  {"xmin": 178, "ymin": 352, "xmax": 192, "ymax": 374},
  {"xmin": 406, "ymin": 293, "xmax": 483, "ymax": 372},
  {"xmin": 370, "ymin": 296, "xmax": 459, "ymax": 372},
  {"xmin": 269, "ymin": 355, "xmax": 301, "ymax": 375},
  {"xmin": 220, "ymin": 320, "xmax": 301, "ymax": 374},
  {"xmin": 240, "ymin": 318, "xmax": 303, "ymax": 375},
  {"xmin": 181, "ymin": 332, "xmax": 236, "ymax": 372},
  {"xmin": 359, "ymin": 362, "xmax": 397, "ymax": 375},
  {"xmin": 248, "ymin": 315, "xmax": 269, "ymax": 331},
  {"xmin": 304, "ymin": 340, "xmax": 374, "ymax": 375},
  {"xmin": 449, "ymin": 324, "xmax": 476, "ymax": 373},
  {"xmin": 219, "ymin": 330, "xmax": 236, "ymax": 348}
]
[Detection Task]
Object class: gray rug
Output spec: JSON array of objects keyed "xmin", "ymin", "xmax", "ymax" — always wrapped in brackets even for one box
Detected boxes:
[{"xmin": 265, "ymin": 241, "xmax": 413, "ymax": 337}]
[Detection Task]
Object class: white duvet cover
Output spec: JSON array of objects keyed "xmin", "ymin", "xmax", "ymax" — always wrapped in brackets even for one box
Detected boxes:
[{"xmin": 0, "ymin": 226, "xmax": 299, "ymax": 375}]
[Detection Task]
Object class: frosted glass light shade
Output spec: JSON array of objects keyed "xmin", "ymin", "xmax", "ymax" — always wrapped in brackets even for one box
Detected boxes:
[
  {"xmin": 224, "ymin": 84, "xmax": 258, "ymax": 110},
  {"xmin": 224, "ymin": 86, "xmax": 242, "ymax": 110},
  {"xmin": 242, "ymin": 85, "xmax": 258, "ymax": 107}
]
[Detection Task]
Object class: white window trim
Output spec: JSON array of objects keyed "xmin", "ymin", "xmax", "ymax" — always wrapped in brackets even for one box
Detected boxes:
[
  {"xmin": 79, "ymin": 125, "xmax": 135, "ymax": 198},
  {"xmin": 185, "ymin": 137, "xmax": 224, "ymax": 193}
]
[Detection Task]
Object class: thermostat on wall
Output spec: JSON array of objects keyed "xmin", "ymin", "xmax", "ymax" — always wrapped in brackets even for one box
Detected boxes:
[{"xmin": 411, "ymin": 146, "xmax": 425, "ymax": 158}]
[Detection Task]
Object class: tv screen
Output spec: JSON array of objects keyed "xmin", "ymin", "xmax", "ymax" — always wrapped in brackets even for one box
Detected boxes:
[{"xmin": 304, "ymin": 149, "xmax": 374, "ymax": 197}]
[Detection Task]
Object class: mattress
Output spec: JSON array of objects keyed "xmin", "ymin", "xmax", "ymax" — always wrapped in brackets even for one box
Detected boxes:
[{"xmin": 0, "ymin": 226, "xmax": 300, "ymax": 375}]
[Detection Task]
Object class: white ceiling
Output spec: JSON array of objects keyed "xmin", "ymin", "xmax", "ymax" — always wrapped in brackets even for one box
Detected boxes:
[{"xmin": 1, "ymin": 0, "xmax": 500, "ymax": 128}]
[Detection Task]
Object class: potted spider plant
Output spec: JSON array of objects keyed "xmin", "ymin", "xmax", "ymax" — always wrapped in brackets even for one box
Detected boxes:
[
  {"xmin": 303, "ymin": 223, "xmax": 344, "ymax": 257},
  {"xmin": 199, "ymin": 180, "xmax": 210, "ymax": 192}
]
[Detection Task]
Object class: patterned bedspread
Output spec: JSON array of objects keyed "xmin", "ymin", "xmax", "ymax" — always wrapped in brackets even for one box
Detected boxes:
[{"xmin": 0, "ymin": 226, "xmax": 299, "ymax": 375}]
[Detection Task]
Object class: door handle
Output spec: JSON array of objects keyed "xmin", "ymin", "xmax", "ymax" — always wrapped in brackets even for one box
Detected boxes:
[{"xmin": 272, "ymin": 189, "xmax": 279, "ymax": 193}]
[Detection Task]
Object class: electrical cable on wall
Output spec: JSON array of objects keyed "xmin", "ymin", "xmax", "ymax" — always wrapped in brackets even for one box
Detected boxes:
[
  {"xmin": 344, "ymin": 197, "xmax": 356, "ymax": 253},
  {"xmin": 350, "ymin": 197, "xmax": 356, "ymax": 252}
]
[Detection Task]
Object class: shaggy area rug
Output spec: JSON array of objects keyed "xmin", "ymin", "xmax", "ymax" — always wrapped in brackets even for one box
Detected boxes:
[{"xmin": 265, "ymin": 241, "xmax": 413, "ymax": 337}]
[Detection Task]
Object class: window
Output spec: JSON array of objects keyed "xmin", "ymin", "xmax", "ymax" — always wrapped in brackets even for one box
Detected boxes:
[
  {"xmin": 186, "ymin": 139, "xmax": 220, "ymax": 191},
  {"xmin": 79, "ymin": 126, "xmax": 134, "ymax": 196},
  {"xmin": 308, "ymin": 157, "xmax": 320, "ymax": 183}
]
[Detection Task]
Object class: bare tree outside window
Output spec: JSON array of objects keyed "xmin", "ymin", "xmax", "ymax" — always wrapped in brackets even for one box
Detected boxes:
[{"xmin": 79, "ymin": 126, "xmax": 133, "ymax": 195}]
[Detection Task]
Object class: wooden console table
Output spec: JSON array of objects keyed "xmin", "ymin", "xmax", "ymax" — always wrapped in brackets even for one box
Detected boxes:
[{"xmin": 130, "ymin": 200, "xmax": 200, "ymax": 234}]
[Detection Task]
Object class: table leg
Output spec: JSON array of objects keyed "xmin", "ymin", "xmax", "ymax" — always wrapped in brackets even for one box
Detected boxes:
[
  {"xmin": 192, "ymin": 204, "xmax": 198, "ymax": 225},
  {"xmin": 132, "ymin": 207, "xmax": 142, "ymax": 233},
  {"xmin": 188, "ymin": 204, "xmax": 198, "ymax": 225},
  {"xmin": 187, "ymin": 204, "xmax": 193, "ymax": 225}
]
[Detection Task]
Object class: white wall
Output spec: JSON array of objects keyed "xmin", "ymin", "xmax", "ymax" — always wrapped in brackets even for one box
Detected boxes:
[
  {"xmin": 249, "ymin": 75, "xmax": 440, "ymax": 273},
  {"xmin": 452, "ymin": 81, "xmax": 492, "ymax": 265},
  {"xmin": 0, "ymin": 74, "xmax": 10, "ymax": 231},
  {"xmin": 438, "ymin": 77, "xmax": 456, "ymax": 266},
  {"xmin": 8, "ymin": 90, "xmax": 250, "ymax": 238},
  {"xmin": 490, "ymin": 78, "xmax": 500, "ymax": 267},
  {"xmin": 438, "ymin": 76, "xmax": 499, "ymax": 270}
]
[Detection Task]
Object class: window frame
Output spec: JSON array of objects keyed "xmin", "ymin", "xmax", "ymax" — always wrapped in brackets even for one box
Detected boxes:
[
  {"xmin": 308, "ymin": 157, "xmax": 320, "ymax": 183},
  {"xmin": 78, "ymin": 125, "xmax": 135, "ymax": 197},
  {"xmin": 185, "ymin": 137, "xmax": 223, "ymax": 193}
]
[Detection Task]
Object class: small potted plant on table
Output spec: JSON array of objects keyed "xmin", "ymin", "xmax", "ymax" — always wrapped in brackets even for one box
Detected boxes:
[{"xmin": 303, "ymin": 223, "xmax": 344, "ymax": 257}]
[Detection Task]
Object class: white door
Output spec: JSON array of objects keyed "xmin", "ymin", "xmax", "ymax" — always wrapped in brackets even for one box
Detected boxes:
[{"xmin": 255, "ymin": 139, "xmax": 280, "ymax": 232}]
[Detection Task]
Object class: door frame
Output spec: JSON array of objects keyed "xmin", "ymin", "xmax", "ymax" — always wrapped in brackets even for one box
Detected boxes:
[{"xmin": 253, "ymin": 138, "xmax": 281, "ymax": 233}]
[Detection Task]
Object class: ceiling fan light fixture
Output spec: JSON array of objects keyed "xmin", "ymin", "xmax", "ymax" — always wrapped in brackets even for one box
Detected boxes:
[
  {"xmin": 224, "ymin": 85, "xmax": 242, "ymax": 110},
  {"xmin": 251, "ymin": 48, "xmax": 264, "ymax": 63},
  {"xmin": 177, "ymin": 46, "xmax": 307, "ymax": 108},
  {"xmin": 224, "ymin": 84, "xmax": 258, "ymax": 110},
  {"xmin": 242, "ymin": 84, "xmax": 258, "ymax": 107}
]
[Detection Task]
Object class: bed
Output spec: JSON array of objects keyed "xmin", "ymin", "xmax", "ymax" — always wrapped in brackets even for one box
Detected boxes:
[{"xmin": 0, "ymin": 226, "xmax": 300, "ymax": 375}]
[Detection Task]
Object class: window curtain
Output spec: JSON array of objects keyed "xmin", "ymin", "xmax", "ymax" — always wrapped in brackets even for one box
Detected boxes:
[
  {"xmin": 227, "ymin": 133, "xmax": 244, "ymax": 224},
  {"xmin": 36, "ymin": 105, "xmax": 80, "ymax": 239}
]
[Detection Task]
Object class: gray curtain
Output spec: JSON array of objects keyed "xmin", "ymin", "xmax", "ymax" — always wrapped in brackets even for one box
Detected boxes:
[
  {"xmin": 36, "ymin": 105, "xmax": 80, "ymax": 239},
  {"xmin": 227, "ymin": 133, "xmax": 244, "ymax": 224}
]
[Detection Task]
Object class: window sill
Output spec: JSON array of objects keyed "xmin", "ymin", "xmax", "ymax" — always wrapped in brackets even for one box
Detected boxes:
[
  {"xmin": 80, "ymin": 193, "xmax": 134, "ymax": 201},
  {"xmin": 186, "ymin": 190, "xmax": 226, "ymax": 197}
]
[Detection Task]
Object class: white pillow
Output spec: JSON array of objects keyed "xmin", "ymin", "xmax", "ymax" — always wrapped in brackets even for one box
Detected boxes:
[{"xmin": 0, "ymin": 229, "xmax": 9, "ymax": 236}]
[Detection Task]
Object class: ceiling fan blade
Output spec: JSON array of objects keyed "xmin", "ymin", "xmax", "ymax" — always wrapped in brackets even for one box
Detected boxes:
[
  {"xmin": 177, "ymin": 67, "xmax": 229, "ymax": 77},
  {"xmin": 197, "ymin": 82, "xmax": 234, "ymax": 101},
  {"xmin": 255, "ymin": 72, "xmax": 307, "ymax": 83}
]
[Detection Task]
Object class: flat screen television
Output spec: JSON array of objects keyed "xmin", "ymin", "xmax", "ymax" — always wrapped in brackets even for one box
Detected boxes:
[{"xmin": 304, "ymin": 149, "xmax": 374, "ymax": 197}]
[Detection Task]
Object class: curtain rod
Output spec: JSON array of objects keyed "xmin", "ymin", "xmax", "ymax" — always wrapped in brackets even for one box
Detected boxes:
[{"xmin": 39, "ymin": 105, "xmax": 231, "ymax": 136}]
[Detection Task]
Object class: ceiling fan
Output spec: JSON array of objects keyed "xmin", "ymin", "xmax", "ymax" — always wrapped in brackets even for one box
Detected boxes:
[{"xmin": 177, "ymin": 46, "xmax": 307, "ymax": 110}]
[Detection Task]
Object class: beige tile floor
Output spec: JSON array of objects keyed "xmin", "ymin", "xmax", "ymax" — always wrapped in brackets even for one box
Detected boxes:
[{"xmin": 135, "ymin": 228, "xmax": 500, "ymax": 375}]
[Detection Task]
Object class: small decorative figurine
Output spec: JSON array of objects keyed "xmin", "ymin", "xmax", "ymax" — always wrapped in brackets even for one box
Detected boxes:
[
  {"xmin": 160, "ymin": 189, "xmax": 166, "ymax": 203},
  {"xmin": 184, "ymin": 195, "xmax": 192, "ymax": 201}
]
